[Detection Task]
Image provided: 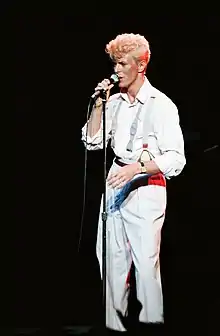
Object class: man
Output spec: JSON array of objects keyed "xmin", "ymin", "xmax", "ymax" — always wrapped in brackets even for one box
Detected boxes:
[{"xmin": 81, "ymin": 33, "xmax": 186, "ymax": 332}]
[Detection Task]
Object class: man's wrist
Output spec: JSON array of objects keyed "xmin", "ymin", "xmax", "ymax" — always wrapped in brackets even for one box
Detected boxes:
[
  {"xmin": 94, "ymin": 97, "xmax": 102, "ymax": 108},
  {"xmin": 135, "ymin": 162, "xmax": 142, "ymax": 174}
]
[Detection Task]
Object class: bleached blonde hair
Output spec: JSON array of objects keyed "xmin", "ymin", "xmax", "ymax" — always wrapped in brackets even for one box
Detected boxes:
[{"xmin": 105, "ymin": 33, "xmax": 151, "ymax": 65}]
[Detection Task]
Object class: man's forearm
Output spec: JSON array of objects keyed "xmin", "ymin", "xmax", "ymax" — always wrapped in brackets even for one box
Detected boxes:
[
  {"xmin": 134, "ymin": 160, "xmax": 162, "ymax": 175},
  {"xmin": 143, "ymin": 160, "xmax": 161, "ymax": 174},
  {"xmin": 87, "ymin": 98, "xmax": 103, "ymax": 138}
]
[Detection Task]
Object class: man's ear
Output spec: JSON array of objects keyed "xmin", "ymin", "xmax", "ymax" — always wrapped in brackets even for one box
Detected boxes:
[{"xmin": 138, "ymin": 60, "xmax": 147, "ymax": 73}]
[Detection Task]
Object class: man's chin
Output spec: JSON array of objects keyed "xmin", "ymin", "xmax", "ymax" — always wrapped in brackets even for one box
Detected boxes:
[{"xmin": 119, "ymin": 83, "xmax": 127, "ymax": 89}]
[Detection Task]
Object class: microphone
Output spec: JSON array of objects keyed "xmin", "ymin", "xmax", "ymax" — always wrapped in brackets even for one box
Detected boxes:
[{"xmin": 91, "ymin": 73, "xmax": 119, "ymax": 99}]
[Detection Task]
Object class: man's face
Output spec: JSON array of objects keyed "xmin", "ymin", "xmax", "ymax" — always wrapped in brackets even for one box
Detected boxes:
[{"xmin": 113, "ymin": 53, "xmax": 139, "ymax": 89}]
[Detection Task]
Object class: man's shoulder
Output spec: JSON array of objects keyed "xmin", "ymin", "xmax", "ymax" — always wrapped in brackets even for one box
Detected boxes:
[
  {"xmin": 151, "ymin": 86, "xmax": 176, "ymax": 107},
  {"xmin": 148, "ymin": 85, "xmax": 179, "ymax": 121},
  {"xmin": 149, "ymin": 86, "xmax": 178, "ymax": 115}
]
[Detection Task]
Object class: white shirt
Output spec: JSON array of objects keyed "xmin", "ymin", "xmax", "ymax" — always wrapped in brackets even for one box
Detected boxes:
[{"xmin": 82, "ymin": 77, "xmax": 186, "ymax": 178}]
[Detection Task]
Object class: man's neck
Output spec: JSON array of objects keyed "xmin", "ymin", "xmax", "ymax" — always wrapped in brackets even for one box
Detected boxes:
[{"xmin": 126, "ymin": 75, "xmax": 145, "ymax": 103}]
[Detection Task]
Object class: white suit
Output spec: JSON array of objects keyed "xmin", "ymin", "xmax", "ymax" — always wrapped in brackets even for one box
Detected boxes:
[{"xmin": 82, "ymin": 77, "xmax": 186, "ymax": 331}]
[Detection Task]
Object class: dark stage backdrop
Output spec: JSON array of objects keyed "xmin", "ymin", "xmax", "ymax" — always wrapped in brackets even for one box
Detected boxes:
[{"xmin": 12, "ymin": 6, "xmax": 220, "ymax": 332}]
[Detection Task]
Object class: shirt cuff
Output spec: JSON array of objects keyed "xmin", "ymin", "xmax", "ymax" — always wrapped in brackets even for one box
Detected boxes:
[
  {"xmin": 153, "ymin": 151, "xmax": 186, "ymax": 178},
  {"xmin": 81, "ymin": 123, "xmax": 102, "ymax": 144}
]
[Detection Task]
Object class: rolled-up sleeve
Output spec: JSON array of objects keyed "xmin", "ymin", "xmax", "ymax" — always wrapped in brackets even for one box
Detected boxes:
[
  {"xmin": 153, "ymin": 102, "xmax": 186, "ymax": 178},
  {"xmin": 81, "ymin": 102, "xmax": 113, "ymax": 150}
]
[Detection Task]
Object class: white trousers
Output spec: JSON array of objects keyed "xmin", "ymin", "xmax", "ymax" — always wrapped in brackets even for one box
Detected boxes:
[{"xmin": 96, "ymin": 162, "xmax": 167, "ymax": 332}]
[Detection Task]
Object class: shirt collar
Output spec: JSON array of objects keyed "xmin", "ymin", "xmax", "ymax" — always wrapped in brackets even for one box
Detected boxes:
[{"xmin": 120, "ymin": 76, "xmax": 152, "ymax": 104}]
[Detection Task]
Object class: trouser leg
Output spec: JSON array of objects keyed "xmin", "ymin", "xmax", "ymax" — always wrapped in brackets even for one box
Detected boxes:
[
  {"xmin": 120, "ymin": 185, "xmax": 166, "ymax": 324},
  {"xmin": 96, "ymin": 196, "xmax": 132, "ymax": 332}
]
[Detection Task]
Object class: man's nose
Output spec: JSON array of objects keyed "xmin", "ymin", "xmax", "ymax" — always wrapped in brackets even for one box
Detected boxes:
[{"xmin": 114, "ymin": 63, "xmax": 121, "ymax": 73}]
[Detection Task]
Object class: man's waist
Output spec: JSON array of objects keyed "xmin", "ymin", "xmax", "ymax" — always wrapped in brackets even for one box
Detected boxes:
[{"xmin": 114, "ymin": 156, "xmax": 166, "ymax": 187}]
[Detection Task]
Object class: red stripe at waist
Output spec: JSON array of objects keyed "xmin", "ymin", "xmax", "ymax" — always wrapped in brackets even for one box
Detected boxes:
[{"xmin": 148, "ymin": 173, "xmax": 166, "ymax": 187}]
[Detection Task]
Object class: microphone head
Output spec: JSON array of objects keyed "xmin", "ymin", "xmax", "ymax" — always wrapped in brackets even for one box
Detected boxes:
[{"xmin": 110, "ymin": 73, "xmax": 119, "ymax": 84}]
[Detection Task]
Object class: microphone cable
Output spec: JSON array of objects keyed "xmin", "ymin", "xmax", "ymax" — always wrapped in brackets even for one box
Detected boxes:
[
  {"xmin": 77, "ymin": 86, "xmax": 113, "ymax": 254},
  {"xmin": 77, "ymin": 97, "xmax": 94, "ymax": 254}
]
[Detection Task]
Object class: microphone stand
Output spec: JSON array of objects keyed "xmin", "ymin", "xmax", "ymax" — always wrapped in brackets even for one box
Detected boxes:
[{"xmin": 100, "ymin": 90, "xmax": 108, "ymax": 329}]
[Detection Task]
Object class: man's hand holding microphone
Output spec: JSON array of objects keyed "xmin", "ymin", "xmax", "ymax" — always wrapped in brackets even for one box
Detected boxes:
[
  {"xmin": 91, "ymin": 74, "xmax": 119, "ymax": 107},
  {"xmin": 87, "ymin": 74, "xmax": 118, "ymax": 137}
]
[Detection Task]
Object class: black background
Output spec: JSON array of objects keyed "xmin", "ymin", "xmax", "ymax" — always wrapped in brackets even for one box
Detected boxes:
[{"xmin": 9, "ymin": 3, "xmax": 220, "ymax": 333}]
